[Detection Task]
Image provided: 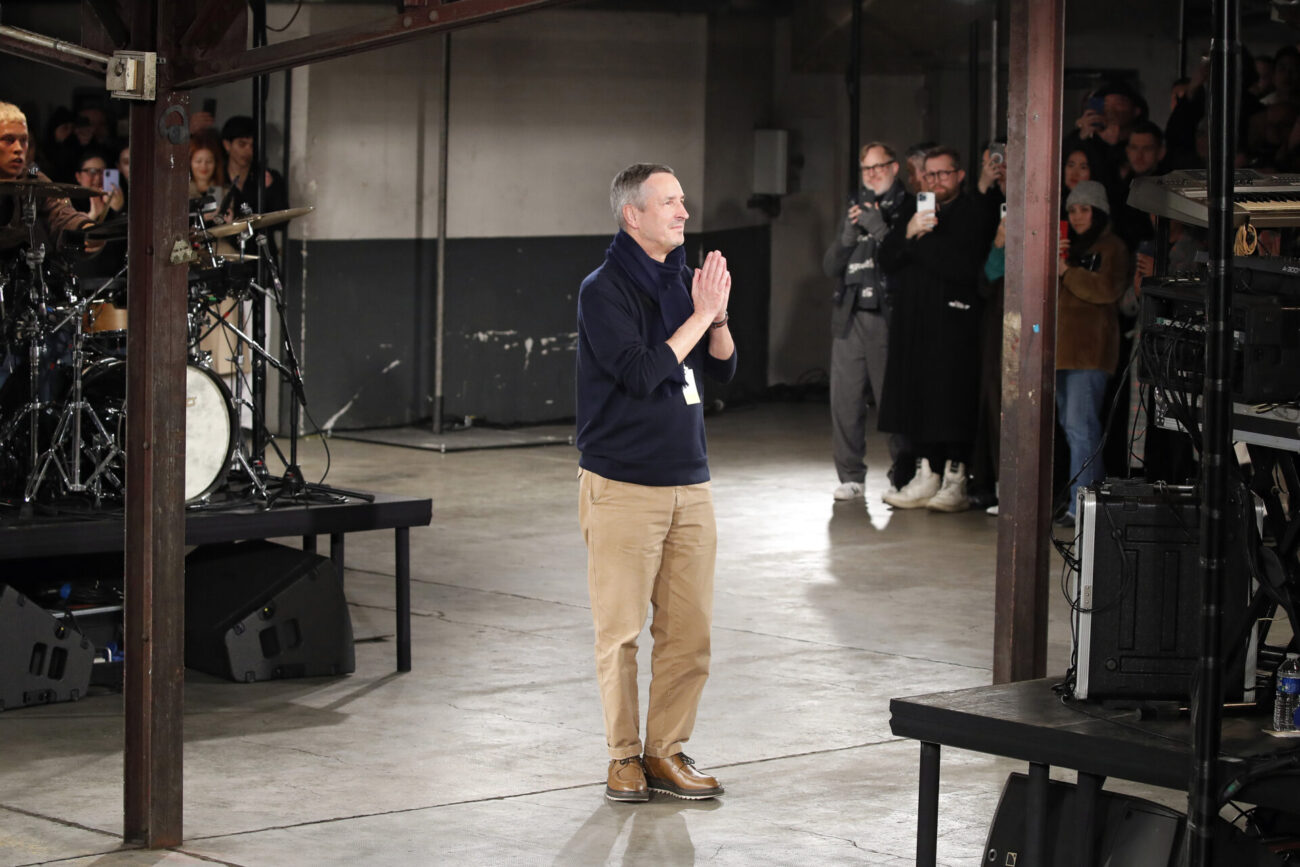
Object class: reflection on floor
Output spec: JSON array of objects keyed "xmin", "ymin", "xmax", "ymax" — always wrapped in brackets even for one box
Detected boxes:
[{"xmin": 0, "ymin": 402, "xmax": 1187, "ymax": 866}]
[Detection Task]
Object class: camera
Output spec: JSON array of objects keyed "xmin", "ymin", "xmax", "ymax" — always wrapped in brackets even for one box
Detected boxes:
[{"xmin": 1078, "ymin": 252, "xmax": 1102, "ymax": 272}]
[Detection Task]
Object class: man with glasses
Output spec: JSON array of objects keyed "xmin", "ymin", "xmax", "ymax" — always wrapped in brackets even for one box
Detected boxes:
[
  {"xmin": 823, "ymin": 141, "xmax": 913, "ymax": 500},
  {"xmin": 878, "ymin": 146, "xmax": 999, "ymax": 512}
]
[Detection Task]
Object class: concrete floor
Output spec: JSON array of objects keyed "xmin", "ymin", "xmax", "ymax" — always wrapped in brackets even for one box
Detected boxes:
[{"xmin": 0, "ymin": 402, "xmax": 1190, "ymax": 866}]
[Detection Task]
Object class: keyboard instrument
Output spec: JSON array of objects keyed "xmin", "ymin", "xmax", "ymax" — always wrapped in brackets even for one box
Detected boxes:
[{"xmin": 1127, "ymin": 169, "xmax": 1300, "ymax": 228}]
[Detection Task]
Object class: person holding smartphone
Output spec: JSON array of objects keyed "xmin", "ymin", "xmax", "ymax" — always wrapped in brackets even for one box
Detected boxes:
[
  {"xmin": 822, "ymin": 141, "xmax": 915, "ymax": 500},
  {"xmin": 876, "ymin": 146, "xmax": 999, "ymax": 513},
  {"xmin": 1054, "ymin": 180, "xmax": 1128, "ymax": 528}
]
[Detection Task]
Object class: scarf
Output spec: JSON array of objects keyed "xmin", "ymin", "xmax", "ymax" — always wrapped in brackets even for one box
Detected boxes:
[{"xmin": 606, "ymin": 229, "xmax": 693, "ymax": 383}]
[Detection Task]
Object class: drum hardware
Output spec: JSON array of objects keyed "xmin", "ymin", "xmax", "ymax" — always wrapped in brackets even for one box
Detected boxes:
[{"xmin": 22, "ymin": 272, "xmax": 128, "ymax": 503}]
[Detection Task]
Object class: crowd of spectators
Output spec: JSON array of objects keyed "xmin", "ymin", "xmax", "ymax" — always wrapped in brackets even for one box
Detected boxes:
[
  {"xmin": 22, "ymin": 99, "xmax": 287, "ymax": 228},
  {"xmin": 828, "ymin": 45, "xmax": 1297, "ymax": 521}
]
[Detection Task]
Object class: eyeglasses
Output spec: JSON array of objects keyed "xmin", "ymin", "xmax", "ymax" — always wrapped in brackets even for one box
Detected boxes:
[
  {"xmin": 78, "ymin": 167, "xmax": 105, "ymax": 176},
  {"xmin": 860, "ymin": 160, "xmax": 896, "ymax": 174},
  {"xmin": 923, "ymin": 169, "xmax": 959, "ymax": 181}
]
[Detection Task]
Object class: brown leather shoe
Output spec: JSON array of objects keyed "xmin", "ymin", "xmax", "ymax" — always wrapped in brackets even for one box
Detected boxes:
[
  {"xmin": 605, "ymin": 757, "xmax": 649, "ymax": 802},
  {"xmin": 643, "ymin": 753, "xmax": 724, "ymax": 800}
]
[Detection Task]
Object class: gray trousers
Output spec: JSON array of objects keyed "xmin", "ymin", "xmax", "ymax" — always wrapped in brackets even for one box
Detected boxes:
[{"xmin": 831, "ymin": 308, "xmax": 903, "ymax": 483}]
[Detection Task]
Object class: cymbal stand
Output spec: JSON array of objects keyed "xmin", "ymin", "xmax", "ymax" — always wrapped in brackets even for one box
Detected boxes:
[
  {"xmin": 25, "ymin": 275, "xmax": 126, "ymax": 502},
  {"xmin": 248, "ymin": 229, "xmax": 369, "ymax": 505}
]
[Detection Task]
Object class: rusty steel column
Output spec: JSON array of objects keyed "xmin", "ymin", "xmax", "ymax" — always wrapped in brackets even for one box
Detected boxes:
[
  {"xmin": 993, "ymin": 0, "xmax": 1064, "ymax": 684},
  {"xmin": 123, "ymin": 0, "xmax": 189, "ymax": 847}
]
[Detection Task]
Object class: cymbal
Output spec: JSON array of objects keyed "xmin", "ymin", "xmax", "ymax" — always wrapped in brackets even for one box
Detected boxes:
[
  {"xmin": 246, "ymin": 206, "xmax": 313, "ymax": 231},
  {"xmin": 191, "ymin": 205, "xmax": 313, "ymax": 242},
  {"xmin": 83, "ymin": 218, "xmax": 129, "ymax": 240},
  {"xmin": 0, "ymin": 177, "xmax": 101, "ymax": 199},
  {"xmin": 196, "ymin": 219, "xmax": 250, "ymax": 240}
]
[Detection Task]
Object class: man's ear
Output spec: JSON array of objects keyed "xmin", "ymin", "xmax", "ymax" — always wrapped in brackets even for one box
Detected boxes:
[{"xmin": 622, "ymin": 203, "xmax": 639, "ymax": 231}]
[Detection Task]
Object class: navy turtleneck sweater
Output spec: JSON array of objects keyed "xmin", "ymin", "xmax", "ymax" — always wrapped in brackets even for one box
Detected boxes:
[{"xmin": 575, "ymin": 231, "xmax": 737, "ymax": 486}]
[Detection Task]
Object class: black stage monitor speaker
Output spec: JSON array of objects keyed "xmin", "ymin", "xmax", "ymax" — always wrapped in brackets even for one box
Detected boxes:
[
  {"xmin": 185, "ymin": 541, "xmax": 355, "ymax": 682},
  {"xmin": 984, "ymin": 773, "xmax": 1283, "ymax": 866},
  {"xmin": 0, "ymin": 584, "xmax": 94, "ymax": 711},
  {"xmin": 1073, "ymin": 481, "xmax": 1255, "ymax": 703}
]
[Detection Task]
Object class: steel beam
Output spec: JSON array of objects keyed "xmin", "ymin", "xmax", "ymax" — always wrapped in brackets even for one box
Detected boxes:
[
  {"xmin": 0, "ymin": 28, "xmax": 106, "ymax": 78},
  {"xmin": 172, "ymin": 0, "xmax": 575, "ymax": 89},
  {"xmin": 993, "ymin": 0, "xmax": 1063, "ymax": 684},
  {"xmin": 122, "ymin": 0, "xmax": 188, "ymax": 848}
]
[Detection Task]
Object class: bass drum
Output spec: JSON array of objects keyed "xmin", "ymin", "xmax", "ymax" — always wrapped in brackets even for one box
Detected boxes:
[{"xmin": 81, "ymin": 360, "xmax": 236, "ymax": 503}]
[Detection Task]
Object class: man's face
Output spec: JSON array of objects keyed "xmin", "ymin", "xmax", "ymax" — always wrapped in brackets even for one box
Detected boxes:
[
  {"xmin": 1126, "ymin": 132, "xmax": 1164, "ymax": 176},
  {"xmin": 923, "ymin": 154, "xmax": 964, "ymax": 204},
  {"xmin": 860, "ymin": 146, "xmax": 899, "ymax": 196},
  {"xmin": 626, "ymin": 172, "xmax": 688, "ymax": 261},
  {"xmin": 224, "ymin": 136, "xmax": 254, "ymax": 168},
  {"xmin": 1103, "ymin": 94, "xmax": 1138, "ymax": 129},
  {"xmin": 76, "ymin": 156, "xmax": 106, "ymax": 191},
  {"xmin": 0, "ymin": 120, "xmax": 29, "ymax": 180}
]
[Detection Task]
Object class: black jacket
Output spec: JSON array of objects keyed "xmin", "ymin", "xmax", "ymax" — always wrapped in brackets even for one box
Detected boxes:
[{"xmin": 823, "ymin": 177, "xmax": 911, "ymax": 338}]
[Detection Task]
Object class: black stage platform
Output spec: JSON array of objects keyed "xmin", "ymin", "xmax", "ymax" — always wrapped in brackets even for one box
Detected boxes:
[
  {"xmin": 0, "ymin": 492, "xmax": 432, "ymax": 672},
  {"xmin": 891, "ymin": 678, "xmax": 1300, "ymax": 865}
]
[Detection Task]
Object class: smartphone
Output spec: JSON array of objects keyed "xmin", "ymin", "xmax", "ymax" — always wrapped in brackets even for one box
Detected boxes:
[
  {"xmin": 101, "ymin": 168, "xmax": 120, "ymax": 192},
  {"xmin": 989, "ymin": 142, "xmax": 1005, "ymax": 165},
  {"xmin": 1086, "ymin": 95, "xmax": 1105, "ymax": 129},
  {"xmin": 1000, "ymin": 202, "xmax": 1007, "ymax": 219},
  {"xmin": 917, "ymin": 191, "xmax": 936, "ymax": 213}
]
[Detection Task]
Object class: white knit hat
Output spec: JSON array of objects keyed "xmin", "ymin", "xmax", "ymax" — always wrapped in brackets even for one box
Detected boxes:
[{"xmin": 1066, "ymin": 179, "xmax": 1110, "ymax": 215}]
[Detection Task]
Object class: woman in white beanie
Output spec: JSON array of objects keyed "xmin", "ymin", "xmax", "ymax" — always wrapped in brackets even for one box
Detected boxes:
[{"xmin": 1055, "ymin": 179, "xmax": 1129, "ymax": 527}]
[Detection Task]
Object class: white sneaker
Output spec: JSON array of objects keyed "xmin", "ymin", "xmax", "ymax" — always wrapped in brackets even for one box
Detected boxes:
[
  {"xmin": 833, "ymin": 481, "xmax": 865, "ymax": 500},
  {"xmin": 985, "ymin": 503, "xmax": 999, "ymax": 516},
  {"xmin": 926, "ymin": 461, "xmax": 970, "ymax": 513},
  {"xmin": 882, "ymin": 459, "xmax": 940, "ymax": 509}
]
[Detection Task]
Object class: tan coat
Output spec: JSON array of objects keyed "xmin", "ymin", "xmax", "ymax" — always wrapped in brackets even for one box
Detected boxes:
[{"xmin": 1056, "ymin": 226, "xmax": 1128, "ymax": 373}]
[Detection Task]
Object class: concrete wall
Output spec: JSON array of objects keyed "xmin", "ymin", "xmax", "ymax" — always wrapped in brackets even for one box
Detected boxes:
[{"xmin": 3, "ymin": 0, "xmax": 1280, "ymax": 428}]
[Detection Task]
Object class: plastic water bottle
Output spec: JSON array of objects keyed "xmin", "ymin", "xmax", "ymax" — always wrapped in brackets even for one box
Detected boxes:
[{"xmin": 1274, "ymin": 653, "xmax": 1300, "ymax": 732}]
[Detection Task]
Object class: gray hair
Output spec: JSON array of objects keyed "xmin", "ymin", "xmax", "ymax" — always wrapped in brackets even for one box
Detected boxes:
[
  {"xmin": 0, "ymin": 102, "xmax": 28, "ymax": 126},
  {"xmin": 610, "ymin": 163, "xmax": 675, "ymax": 229}
]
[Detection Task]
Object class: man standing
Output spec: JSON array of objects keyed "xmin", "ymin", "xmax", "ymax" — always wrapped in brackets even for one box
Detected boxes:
[
  {"xmin": 823, "ymin": 141, "xmax": 912, "ymax": 499},
  {"xmin": 878, "ymin": 146, "xmax": 998, "ymax": 512},
  {"xmin": 576, "ymin": 163, "xmax": 735, "ymax": 803},
  {"xmin": 219, "ymin": 115, "xmax": 288, "ymax": 217}
]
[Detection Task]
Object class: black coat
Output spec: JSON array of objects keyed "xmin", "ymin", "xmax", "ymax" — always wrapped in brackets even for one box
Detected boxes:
[
  {"xmin": 876, "ymin": 190, "xmax": 999, "ymax": 444},
  {"xmin": 822, "ymin": 178, "xmax": 912, "ymax": 338}
]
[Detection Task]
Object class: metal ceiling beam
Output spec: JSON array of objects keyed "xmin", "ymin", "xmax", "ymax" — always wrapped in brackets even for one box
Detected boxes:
[
  {"xmin": 172, "ymin": 0, "xmax": 577, "ymax": 89},
  {"xmin": 0, "ymin": 26, "xmax": 108, "ymax": 78}
]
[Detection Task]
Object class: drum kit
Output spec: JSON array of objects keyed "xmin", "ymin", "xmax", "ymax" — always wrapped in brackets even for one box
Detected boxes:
[{"xmin": 0, "ymin": 174, "xmax": 317, "ymax": 509}]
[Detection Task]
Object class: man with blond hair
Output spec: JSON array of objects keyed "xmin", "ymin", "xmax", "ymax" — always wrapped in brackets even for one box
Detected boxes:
[
  {"xmin": 0, "ymin": 101, "xmax": 95, "ymax": 252},
  {"xmin": 576, "ymin": 162, "xmax": 735, "ymax": 803}
]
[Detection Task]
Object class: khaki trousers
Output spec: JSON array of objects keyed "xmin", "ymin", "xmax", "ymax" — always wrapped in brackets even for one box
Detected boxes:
[{"xmin": 578, "ymin": 468, "xmax": 716, "ymax": 760}]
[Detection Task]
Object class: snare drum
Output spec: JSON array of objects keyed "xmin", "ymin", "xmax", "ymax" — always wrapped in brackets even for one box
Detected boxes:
[{"xmin": 81, "ymin": 359, "xmax": 236, "ymax": 502}]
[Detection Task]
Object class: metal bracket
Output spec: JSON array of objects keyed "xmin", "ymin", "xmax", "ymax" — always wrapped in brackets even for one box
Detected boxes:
[
  {"xmin": 106, "ymin": 51, "xmax": 157, "ymax": 100},
  {"xmin": 170, "ymin": 240, "xmax": 198, "ymax": 265}
]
